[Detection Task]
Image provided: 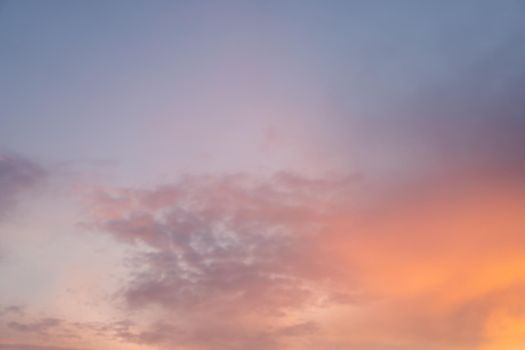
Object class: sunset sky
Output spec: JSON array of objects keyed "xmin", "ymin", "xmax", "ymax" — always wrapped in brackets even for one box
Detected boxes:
[{"xmin": 1, "ymin": 1, "xmax": 525, "ymax": 349}]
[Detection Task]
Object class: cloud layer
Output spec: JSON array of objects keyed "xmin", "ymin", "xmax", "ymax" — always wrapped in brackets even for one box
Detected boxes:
[{"xmin": 81, "ymin": 169, "xmax": 525, "ymax": 350}]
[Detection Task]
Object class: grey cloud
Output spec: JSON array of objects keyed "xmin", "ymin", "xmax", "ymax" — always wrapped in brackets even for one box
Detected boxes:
[
  {"xmin": 0, "ymin": 316, "xmax": 133, "ymax": 348},
  {"xmin": 274, "ymin": 321, "xmax": 319, "ymax": 337},
  {"xmin": 407, "ymin": 30, "xmax": 525, "ymax": 180},
  {"xmin": 87, "ymin": 172, "xmax": 360, "ymax": 349},
  {"xmin": 129, "ymin": 321, "xmax": 279, "ymax": 350},
  {"xmin": 8, "ymin": 318, "xmax": 62, "ymax": 334},
  {"xmin": 0, "ymin": 345, "xmax": 87, "ymax": 350},
  {"xmin": 0, "ymin": 305, "xmax": 24, "ymax": 316},
  {"xmin": 325, "ymin": 2, "xmax": 525, "ymax": 187},
  {"xmin": 0, "ymin": 154, "xmax": 45, "ymax": 220},
  {"xmin": 119, "ymin": 320, "xmax": 319, "ymax": 350}
]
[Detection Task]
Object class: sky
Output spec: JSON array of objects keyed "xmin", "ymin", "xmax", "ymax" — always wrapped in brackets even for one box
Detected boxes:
[{"xmin": 1, "ymin": 1, "xmax": 525, "ymax": 349}]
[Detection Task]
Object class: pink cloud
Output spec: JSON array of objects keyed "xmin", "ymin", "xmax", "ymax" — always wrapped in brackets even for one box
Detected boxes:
[{"xmin": 81, "ymin": 170, "xmax": 525, "ymax": 349}]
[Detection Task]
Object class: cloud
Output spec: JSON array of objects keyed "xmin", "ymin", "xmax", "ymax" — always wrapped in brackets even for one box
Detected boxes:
[
  {"xmin": 0, "ymin": 345, "xmax": 87, "ymax": 350},
  {"xmin": 324, "ymin": 12, "xmax": 525, "ymax": 196},
  {"xmin": 7, "ymin": 318, "xmax": 62, "ymax": 334},
  {"xmin": 409, "ymin": 30, "xmax": 525, "ymax": 179},
  {"xmin": 86, "ymin": 172, "xmax": 360, "ymax": 349},
  {"xmin": 0, "ymin": 315, "xmax": 133, "ymax": 350},
  {"xmin": 0, "ymin": 154, "xmax": 45, "ymax": 220},
  {"xmin": 85, "ymin": 169, "xmax": 525, "ymax": 349},
  {"xmin": 0, "ymin": 305, "xmax": 24, "ymax": 316}
]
